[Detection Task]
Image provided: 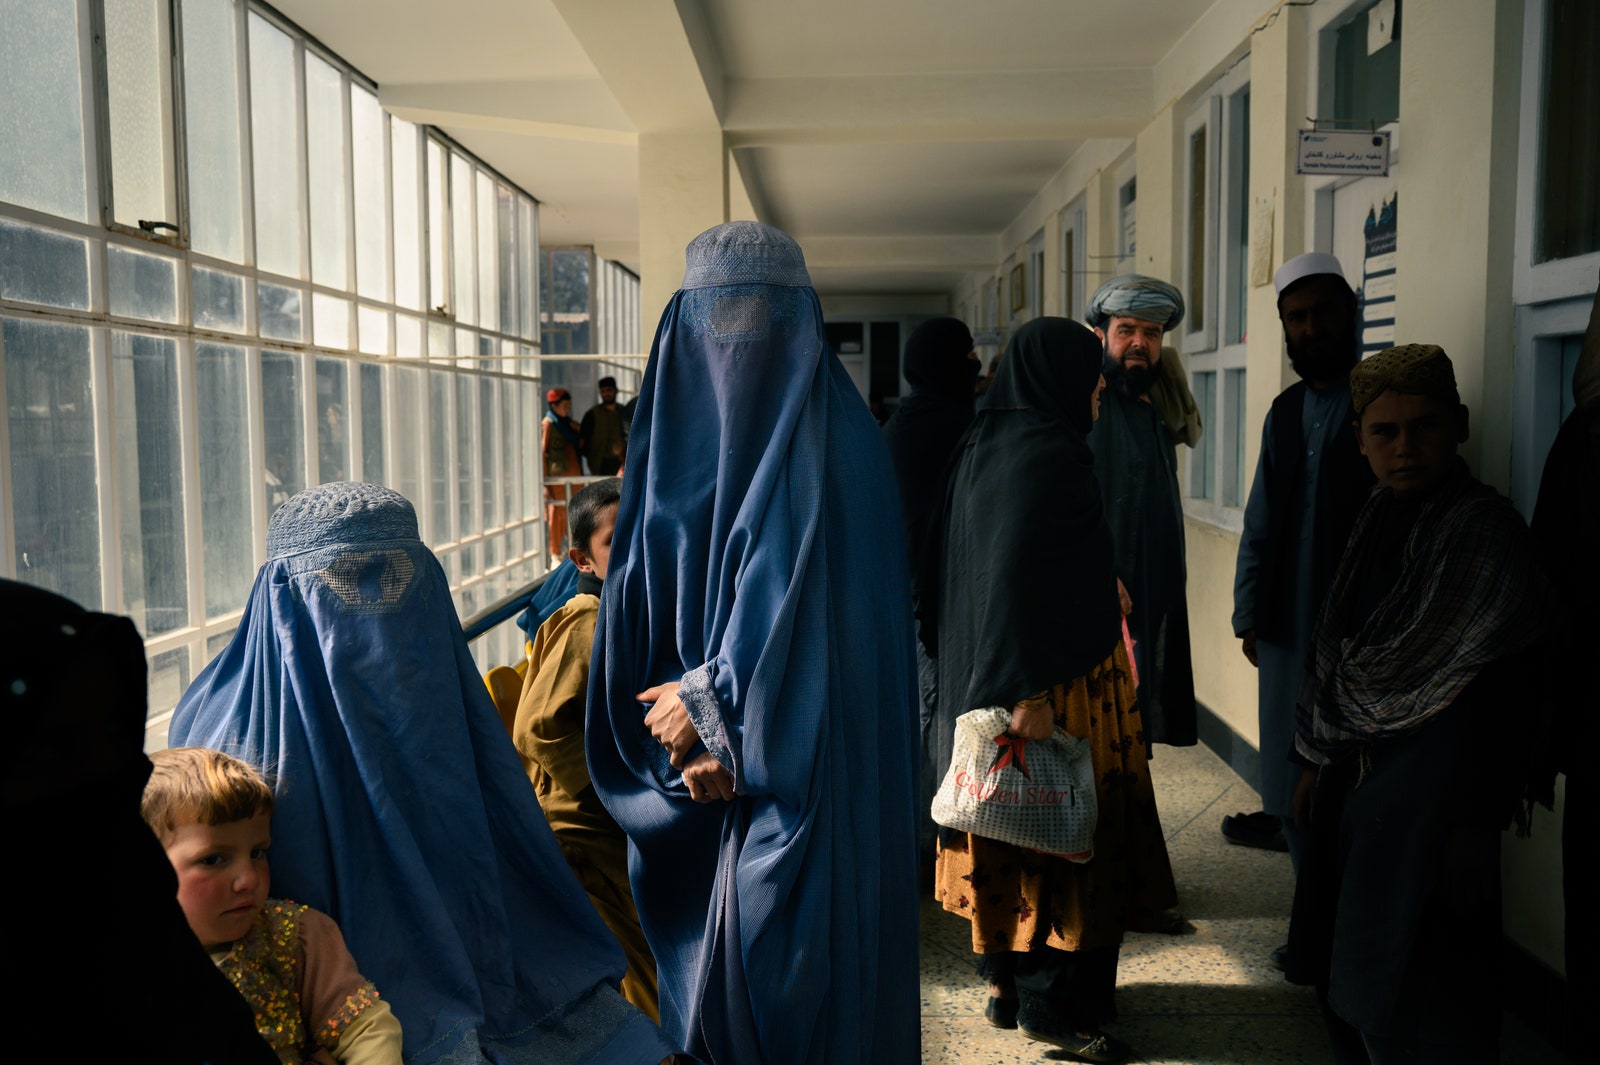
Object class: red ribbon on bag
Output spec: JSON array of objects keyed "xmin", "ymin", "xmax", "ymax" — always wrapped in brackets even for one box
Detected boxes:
[{"xmin": 990, "ymin": 734, "xmax": 1032, "ymax": 780}]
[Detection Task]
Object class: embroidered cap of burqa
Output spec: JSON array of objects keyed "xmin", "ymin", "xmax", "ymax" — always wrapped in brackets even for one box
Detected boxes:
[
  {"xmin": 168, "ymin": 482, "xmax": 670, "ymax": 1065},
  {"xmin": 586, "ymin": 222, "xmax": 921, "ymax": 1065}
]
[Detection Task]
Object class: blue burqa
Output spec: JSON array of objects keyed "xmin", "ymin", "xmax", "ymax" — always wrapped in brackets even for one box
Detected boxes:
[
  {"xmin": 169, "ymin": 482, "xmax": 670, "ymax": 1065},
  {"xmin": 586, "ymin": 222, "xmax": 921, "ymax": 1065}
]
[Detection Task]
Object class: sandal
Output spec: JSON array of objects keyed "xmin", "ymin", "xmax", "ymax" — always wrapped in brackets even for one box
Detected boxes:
[{"xmin": 1018, "ymin": 1022, "xmax": 1131, "ymax": 1063}]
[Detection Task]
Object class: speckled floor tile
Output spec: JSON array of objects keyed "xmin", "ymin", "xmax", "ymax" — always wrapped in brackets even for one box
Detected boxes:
[
  {"xmin": 918, "ymin": 740, "xmax": 1564, "ymax": 1063},
  {"xmin": 920, "ymin": 1015, "xmax": 1046, "ymax": 1065}
]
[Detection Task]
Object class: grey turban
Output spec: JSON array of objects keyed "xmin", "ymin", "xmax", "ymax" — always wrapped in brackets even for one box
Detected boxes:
[{"xmin": 1086, "ymin": 274, "xmax": 1186, "ymax": 332}]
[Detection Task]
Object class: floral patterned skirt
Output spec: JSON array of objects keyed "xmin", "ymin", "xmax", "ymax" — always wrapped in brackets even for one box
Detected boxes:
[{"xmin": 935, "ymin": 641, "xmax": 1178, "ymax": 954}]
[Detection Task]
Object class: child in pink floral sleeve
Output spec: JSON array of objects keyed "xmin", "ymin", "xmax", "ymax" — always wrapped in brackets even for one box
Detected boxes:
[{"xmin": 143, "ymin": 748, "xmax": 403, "ymax": 1065}]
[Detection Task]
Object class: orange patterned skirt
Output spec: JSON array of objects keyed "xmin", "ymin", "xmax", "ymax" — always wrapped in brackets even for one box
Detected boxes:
[{"xmin": 935, "ymin": 641, "xmax": 1178, "ymax": 954}]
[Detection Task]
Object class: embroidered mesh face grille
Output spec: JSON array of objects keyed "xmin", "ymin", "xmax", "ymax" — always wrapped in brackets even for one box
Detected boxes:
[
  {"xmin": 709, "ymin": 294, "xmax": 771, "ymax": 341},
  {"xmin": 313, "ymin": 548, "xmax": 415, "ymax": 611}
]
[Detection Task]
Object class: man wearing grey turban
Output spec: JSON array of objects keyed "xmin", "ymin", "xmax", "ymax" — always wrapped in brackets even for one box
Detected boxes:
[{"xmin": 1085, "ymin": 274, "xmax": 1198, "ymax": 752}]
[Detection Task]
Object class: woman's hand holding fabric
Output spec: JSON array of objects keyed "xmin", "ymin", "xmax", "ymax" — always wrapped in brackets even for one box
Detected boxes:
[
  {"xmin": 682, "ymin": 752, "xmax": 735, "ymax": 803},
  {"xmin": 1007, "ymin": 692, "xmax": 1055, "ymax": 741},
  {"xmin": 639, "ymin": 682, "xmax": 700, "ymax": 768}
]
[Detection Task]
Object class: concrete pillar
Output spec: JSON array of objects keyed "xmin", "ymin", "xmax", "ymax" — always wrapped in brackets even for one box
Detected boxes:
[
  {"xmin": 638, "ymin": 130, "xmax": 728, "ymax": 327},
  {"xmin": 1392, "ymin": 0, "xmax": 1523, "ymax": 488}
]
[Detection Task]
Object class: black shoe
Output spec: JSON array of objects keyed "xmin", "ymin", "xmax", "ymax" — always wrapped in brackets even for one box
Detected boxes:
[
  {"xmin": 1269, "ymin": 944, "xmax": 1289, "ymax": 972},
  {"xmin": 1221, "ymin": 811, "xmax": 1289, "ymax": 852},
  {"xmin": 984, "ymin": 996, "xmax": 1018, "ymax": 1029},
  {"xmin": 1017, "ymin": 1019, "xmax": 1131, "ymax": 1063}
]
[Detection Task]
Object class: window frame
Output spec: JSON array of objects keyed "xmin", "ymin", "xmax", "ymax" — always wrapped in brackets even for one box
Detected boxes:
[
  {"xmin": 1181, "ymin": 59, "xmax": 1250, "ymax": 521},
  {"xmin": 1060, "ymin": 196, "xmax": 1087, "ymax": 323},
  {"xmin": 1, "ymin": 0, "xmax": 550, "ymax": 739},
  {"xmin": 1513, "ymin": 0, "xmax": 1600, "ymax": 305}
]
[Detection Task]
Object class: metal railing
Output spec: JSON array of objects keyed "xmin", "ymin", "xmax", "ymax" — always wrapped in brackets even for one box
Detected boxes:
[{"xmin": 462, "ymin": 572, "xmax": 551, "ymax": 643}]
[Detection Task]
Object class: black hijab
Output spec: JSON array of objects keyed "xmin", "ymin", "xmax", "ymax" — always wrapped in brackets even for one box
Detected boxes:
[
  {"xmin": 917, "ymin": 318, "xmax": 1122, "ymax": 780},
  {"xmin": 883, "ymin": 317, "xmax": 978, "ymax": 577}
]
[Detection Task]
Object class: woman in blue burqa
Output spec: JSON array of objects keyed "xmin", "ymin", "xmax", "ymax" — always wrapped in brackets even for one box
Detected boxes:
[
  {"xmin": 586, "ymin": 221, "xmax": 922, "ymax": 1065},
  {"xmin": 168, "ymin": 481, "xmax": 672, "ymax": 1065}
]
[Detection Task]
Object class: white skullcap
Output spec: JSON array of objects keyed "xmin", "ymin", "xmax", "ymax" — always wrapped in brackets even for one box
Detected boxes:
[{"xmin": 1274, "ymin": 252, "xmax": 1347, "ymax": 297}]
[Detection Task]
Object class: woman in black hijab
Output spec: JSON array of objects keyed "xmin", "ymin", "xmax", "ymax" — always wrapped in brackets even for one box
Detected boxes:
[
  {"xmin": 919, "ymin": 317, "xmax": 1177, "ymax": 1064},
  {"xmin": 883, "ymin": 316, "xmax": 980, "ymax": 865},
  {"xmin": 883, "ymin": 316, "xmax": 980, "ymax": 574}
]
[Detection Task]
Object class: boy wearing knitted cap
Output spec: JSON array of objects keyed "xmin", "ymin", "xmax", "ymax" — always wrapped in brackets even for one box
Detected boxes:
[{"xmin": 1286, "ymin": 344, "xmax": 1554, "ymax": 1062}]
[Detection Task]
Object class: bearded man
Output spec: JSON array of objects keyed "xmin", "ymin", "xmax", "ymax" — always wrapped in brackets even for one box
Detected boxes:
[
  {"xmin": 1228, "ymin": 254, "xmax": 1375, "ymax": 881},
  {"xmin": 1086, "ymin": 274, "xmax": 1199, "ymax": 750}
]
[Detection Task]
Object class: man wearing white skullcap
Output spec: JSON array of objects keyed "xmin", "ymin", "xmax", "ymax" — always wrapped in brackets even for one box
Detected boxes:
[{"xmin": 1226, "ymin": 253, "xmax": 1374, "ymax": 950}]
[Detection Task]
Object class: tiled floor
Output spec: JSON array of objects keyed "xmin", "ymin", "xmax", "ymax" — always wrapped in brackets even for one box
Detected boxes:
[{"xmin": 918, "ymin": 742, "xmax": 1560, "ymax": 1064}]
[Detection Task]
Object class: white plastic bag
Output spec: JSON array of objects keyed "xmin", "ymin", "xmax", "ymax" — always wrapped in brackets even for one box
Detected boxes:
[{"xmin": 931, "ymin": 707, "xmax": 1097, "ymax": 863}]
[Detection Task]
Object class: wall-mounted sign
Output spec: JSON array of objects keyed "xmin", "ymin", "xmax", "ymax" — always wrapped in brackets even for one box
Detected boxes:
[
  {"xmin": 972, "ymin": 329, "xmax": 1003, "ymax": 346},
  {"xmin": 1296, "ymin": 129, "xmax": 1391, "ymax": 176}
]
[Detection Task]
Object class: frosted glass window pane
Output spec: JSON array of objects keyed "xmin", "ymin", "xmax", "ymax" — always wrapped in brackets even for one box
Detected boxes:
[
  {"xmin": 111, "ymin": 332, "xmax": 187, "ymax": 635},
  {"xmin": 499, "ymin": 379, "xmax": 516, "ymax": 526},
  {"xmin": 477, "ymin": 171, "xmax": 497, "ymax": 328},
  {"xmin": 396, "ymin": 314, "xmax": 422, "ymax": 357},
  {"xmin": 456, "ymin": 375, "xmax": 477, "ymax": 535},
  {"xmin": 261, "ymin": 351, "xmax": 306, "ymax": 512},
  {"xmin": 498, "ymin": 185, "xmax": 516, "ymax": 335},
  {"xmin": 313, "ymin": 293, "xmax": 351, "ymax": 349},
  {"xmin": 479, "ymin": 377, "xmax": 495, "ymax": 529},
  {"xmin": 428, "ymin": 321, "xmax": 453, "ymax": 358},
  {"xmin": 206, "ymin": 626, "xmax": 236, "ymax": 658},
  {"xmin": 352, "ymin": 87, "xmax": 390, "ymax": 302},
  {"xmin": 519, "ymin": 199, "xmax": 538, "ymax": 341},
  {"xmin": 1225, "ymin": 368, "xmax": 1248, "ymax": 508},
  {"xmin": 0, "ymin": 0, "xmax": 89, "ymax": 221},
  {"xmin": 105, "ymin": 0, "xmax": 175, "ymax": 229},
  {"xmin": 148, "ymin": 646, "xmax": 191, "ymax": 723},
  {"xmin": 520, "ymin": 380, "xmax": 537, "ymax": 520},
  {"xmin": 315, "ymin": 358, "xmax": 349, "ymax": 483},
  {"xmin": 360, "ymin": 363, "xmax": 384, "ymax": 485},
  {"xmin": 394, "ymin": 367, "xmax": 423, "ymax": 510},
  {"xmin": 248, "ymin": 14, "xmax": 303, "ymax": 279},
  {"xmin": 258, "ymin": 282, "xmax": 303, "ymax": 342},
  {"xmin": 0, "ymin": 220, "xmax": 89, "ymax": 309},
  {"xmin": 391, "ymin": 119, "xmax": 421, "ymax": 311},
  {"xmin": 429, "ymin": 372, "xmax": 452, "ymax": 538},
  {"xmin": 306, "ymin": 54, "xmax": 349, "ymax": 289},
  {"xmin": 427, "ymin": 139, "xmax": 448, "ymax": 315},
  {"xmin": 108, "ymin": 246, "xmax": 178, "ymax": 322},
  {"xmin": 358, "ymin": 306, "xmax": 389, "ymax": 355},
  {"xmin": 192, "ymin": 266, "xmax": 246, "ymax": 333},
  {"xmin": 207, "ymin": 628, "xmax": 236, "ymax": 659},
  {"xmin": 1193, "ymin": 371, "xmax": 1217, "ymax": 500},
  {"xmin": 452, "ymin": 153, "xmax": 476, "ymax": 324},
  {"xmin": 459, "ymin": 329, "xmax": 477, "ymax": 365},
  {"xmin": 195, "ymin": 343, "xmax": 255, "ymax": 615},
  {"xmin": 182, "ymin": 0, "xmax": 245, "ymax": 261},
  {"xmin": 5, "ymin": 318, "xmax": 101, "ymax": 606}
]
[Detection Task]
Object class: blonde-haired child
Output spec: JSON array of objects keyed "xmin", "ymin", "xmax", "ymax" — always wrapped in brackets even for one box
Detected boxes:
[{"xmin": 143, "ymin": 748, "xmax": 403, "ymax": 1065}]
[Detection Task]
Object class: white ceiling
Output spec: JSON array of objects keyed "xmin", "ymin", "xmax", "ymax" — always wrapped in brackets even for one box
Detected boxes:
[{"xmin": 269, "ymin": 0, "xmax": 1229, "ymax": 299}]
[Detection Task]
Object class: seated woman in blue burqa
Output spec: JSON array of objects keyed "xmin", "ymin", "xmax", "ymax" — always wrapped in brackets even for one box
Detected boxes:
[
  {"xmin": 169, "ymin": 481, "xmax": 672, "ymax": 1065},
  {"xmin": 586, "ymin": 221, "xmax": 923, "ymax": 1065}
]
